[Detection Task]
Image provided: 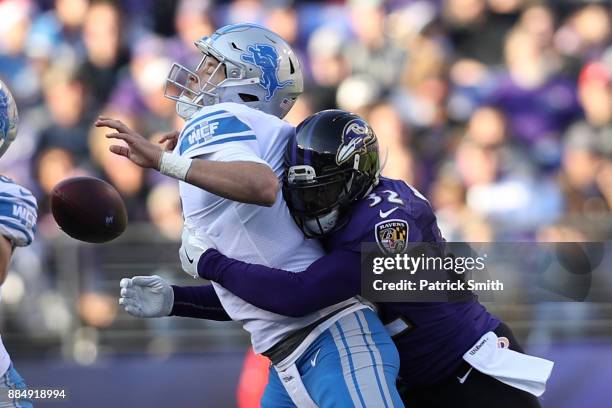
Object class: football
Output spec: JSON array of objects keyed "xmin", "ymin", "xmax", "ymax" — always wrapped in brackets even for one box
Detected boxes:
[{"xmin": 50, "ymin": 177, "xmax": 128, "ymax": 243}]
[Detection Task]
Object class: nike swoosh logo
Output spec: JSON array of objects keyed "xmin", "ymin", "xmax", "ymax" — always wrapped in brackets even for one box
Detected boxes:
[
  {"xmin": 184, "ymin": 248, "xmax": 194, "ymax": 264},
  {"xmin": 379, "ymin": 207, "xmax": 399, "ymax": 218},
  {"xmin": 311, "ymin": 348, "xmax": 321, "ymax": 367},
  {"xmin": 457, "ymin": 367, "xmax": 474, "ymax": 384}
]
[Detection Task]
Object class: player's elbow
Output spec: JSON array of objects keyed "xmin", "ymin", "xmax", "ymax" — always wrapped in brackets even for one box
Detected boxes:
[
  {"xmin": 252, "ymin": 172, "xmax": 279, "ymax": 207},
  {"xmin": 262, "ymin": 178, "xmax": 279, "ymax": 207}
]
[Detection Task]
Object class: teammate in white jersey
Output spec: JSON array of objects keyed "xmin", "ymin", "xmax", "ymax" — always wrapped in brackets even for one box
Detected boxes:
[
  {"xmin": 0, "ymin": 81, "xmax": 35, "ymax": 408},
  {"xmin": 98, "ymin": 24, "xmax": 403, "ymax": 406}
]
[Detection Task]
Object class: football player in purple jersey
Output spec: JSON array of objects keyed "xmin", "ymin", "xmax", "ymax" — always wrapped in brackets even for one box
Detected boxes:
[{"xmin": 128, "ymin": 110, "xmax": 552, "ymax": 407}]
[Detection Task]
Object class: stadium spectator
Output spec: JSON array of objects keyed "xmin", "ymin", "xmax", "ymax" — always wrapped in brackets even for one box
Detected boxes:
[
  {"xmin": 344, "ymin": 0, "xmax": 406, "ymax": 91},
  {"xmin": 37, "ymin": 63, "xmax": 91, "ymax": 160},
  {"xmin": 559, "ymin": 124, "xmax": 609, "ymax": 217},
  {"xmin": 444, "ymin": 0, "xmax": 518, "ymax": 66},
  {"xmin": 146, "ymin": 182, "xmax": 183, "ymax": 240},
  {"xmin": 78, "ymin": 0, "xmax": 129, "ymax": 110},
  {"xmin": 0, "ymin": 0, "xmax": 40, "ymax": 105},
  {"xmin": 552, "ymin": 59, "xmax": 612, "ymax": 238},
  {"xmin": 167, "ymin": 0, "xmax": 214, "ymax": 67},
  {"xmin": 27, "ymin": 0, "xmax": 88, "ymax": 64},
  {"xmin": 306, "ymin": 26, "xmax": 349, "ymax": 110},
  {"xmin": 555, "ymin": 3, "xmax": 611, "ymax": 72},
  {"xmin": 367, "ymin": 101, "xmax": 420, "ymax": 186},
  {"xmin": 489, "ymin": 27, "xmax": 582, "ymax": 167},
  {"xmin": 576, "ymin": 61, "xmax": 612, "ymax": 129},
  {"xmin": 336, "ymin": 74, "xmax": 383, "ymax": 116},
  {"xmin": 452, "ymin": 106, "xmax": 562, "ymax": 235}
]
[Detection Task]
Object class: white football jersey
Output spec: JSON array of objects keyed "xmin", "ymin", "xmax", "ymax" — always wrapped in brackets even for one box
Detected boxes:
[
  {"xmin": 0, "ymin": 176, "xmax": 37, "ymax": 376},
  {"xmin": 176, "ymin": 103, "xmax": 361, "ymax": 353}
]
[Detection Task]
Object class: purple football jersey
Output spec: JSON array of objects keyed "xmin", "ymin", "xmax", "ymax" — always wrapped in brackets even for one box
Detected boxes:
[{"xmin": 324, "ymin": 177, "xmax": 500, "ymax": 388}]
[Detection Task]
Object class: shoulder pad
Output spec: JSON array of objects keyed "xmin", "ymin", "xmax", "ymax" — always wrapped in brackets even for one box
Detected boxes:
[{"xmin": 0, "ymin": 179, "xmax": 37, "ymax": 246}]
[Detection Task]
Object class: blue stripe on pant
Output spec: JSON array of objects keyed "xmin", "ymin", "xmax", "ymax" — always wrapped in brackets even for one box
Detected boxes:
[
  {"xmin": 262, "ymin": 309, "xmax": 404, "ymax": 407},
  {"xmin": 0, "ymin": 364, "xmax": 33, "ymax": 408}
]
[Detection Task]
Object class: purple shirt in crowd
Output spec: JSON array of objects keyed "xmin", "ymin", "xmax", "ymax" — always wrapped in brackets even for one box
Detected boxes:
[{"xmin": 488, "ymin": 73, "xmax": 582, "ymax": 144}]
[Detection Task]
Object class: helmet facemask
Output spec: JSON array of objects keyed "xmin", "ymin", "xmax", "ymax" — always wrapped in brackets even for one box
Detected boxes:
[
  {"xmin": 283, "ymin": 161, "xmax": 372, "ymax": 238},
  {"xmin": 164, "ymin": 51, "xmax": 229, "ymax": 119}
]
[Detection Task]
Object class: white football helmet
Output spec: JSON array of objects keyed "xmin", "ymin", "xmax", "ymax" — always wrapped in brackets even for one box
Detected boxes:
[
  {"xmin": 165, "ymin": 23, "xmax": 303, "ymax": 119},
  {"xmin": 0, "ymin": 80, "xmax": 18, "ymax": 159}
]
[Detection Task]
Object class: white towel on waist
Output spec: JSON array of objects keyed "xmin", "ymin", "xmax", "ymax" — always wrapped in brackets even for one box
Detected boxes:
[{"xmin": 463, "ymin": 331, "xmax": 554, "ymax": 397}]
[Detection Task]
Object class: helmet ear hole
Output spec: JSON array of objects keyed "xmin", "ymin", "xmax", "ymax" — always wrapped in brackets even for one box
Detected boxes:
[
  {"xmin": 239, "ymin": 93, "xmax": 259, "ymax": 102},
  {"xmin": 289, "ymin": 57, "xmax": 295, "ymax": 75}
]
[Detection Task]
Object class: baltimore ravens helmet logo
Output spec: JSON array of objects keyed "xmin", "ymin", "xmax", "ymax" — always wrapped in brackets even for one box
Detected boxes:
[
  {"xmin": 240, "ymin": 44, "xmax": 294, "ymax": 101},
  {"xmin": 336, "ymin": 119, "xmax": 376, "ymax": 165},
  {"xmin": 375, "ymin": 219, "xmax": 409, "ymax": 255}
]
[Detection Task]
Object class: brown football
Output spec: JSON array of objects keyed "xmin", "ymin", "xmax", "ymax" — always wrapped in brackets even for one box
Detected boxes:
[{"xmin": 50, "ymin": 177, "xmax": 128, "ymax": 243}]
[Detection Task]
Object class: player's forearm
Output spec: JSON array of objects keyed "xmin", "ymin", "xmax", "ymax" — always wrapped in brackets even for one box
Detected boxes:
[
  {"xmin": 197, "ymin": 249, "xmax": 360, "ymax": 317},
  {"xmin": 0, "ymin": 237, "xmax": 13, "ymax": 285},
  {"xmin": 170, "ymin": 284, "xmax": 231, "ymax": 321},
  {"xmin": 186, "ymin": 159, "xmax": 279, "ymax": 207}
]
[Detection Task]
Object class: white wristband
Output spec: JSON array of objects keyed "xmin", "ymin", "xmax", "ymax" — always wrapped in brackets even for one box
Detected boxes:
[{"xmin": 159, "ymin": 151, "xmax": 193, "ymax": 181}]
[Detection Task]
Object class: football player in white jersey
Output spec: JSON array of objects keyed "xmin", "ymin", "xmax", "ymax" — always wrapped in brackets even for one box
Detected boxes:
[
  {"xmin": 98, "ymin": 24, "xmax": 403, "ymax": 407},
  {"xmin": 0, "ymin": 81, "xmax": 35, "ymax": 408}
]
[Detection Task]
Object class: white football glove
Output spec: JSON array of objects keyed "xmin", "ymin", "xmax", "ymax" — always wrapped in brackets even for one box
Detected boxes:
[
  {"xmin": 179, "ymin": 226, "xmax": 215, "ymax": 278},
  {"xmin": 119, "ymin": 275, "xmax": 174, "ymax": 318}
]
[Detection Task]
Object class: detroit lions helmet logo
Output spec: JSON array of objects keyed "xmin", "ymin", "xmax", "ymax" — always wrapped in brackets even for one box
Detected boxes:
[
  {"xmin": 240, "ymin": 44, "xmax": 294, "ymax": 101},
  {"xmin": 336, "ymin": 119, "xmax": 376, "ymax": 165}
]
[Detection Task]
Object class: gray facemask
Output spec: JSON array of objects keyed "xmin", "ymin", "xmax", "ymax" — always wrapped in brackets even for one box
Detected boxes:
[{"xmin": 176, "ymin": 94, "xmax": 199, "ymax": 119}]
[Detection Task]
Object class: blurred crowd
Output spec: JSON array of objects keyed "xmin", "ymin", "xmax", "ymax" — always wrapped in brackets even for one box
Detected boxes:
[
  {"xmin": 0, "ymin": 0, "xmax": 610, "ymax": 242},
  {"xmin": 0, "ymin": 0, "xmax": 611, "ymax": 349}
]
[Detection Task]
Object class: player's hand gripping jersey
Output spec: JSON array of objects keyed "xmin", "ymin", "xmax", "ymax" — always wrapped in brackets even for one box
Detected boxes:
[
  {"xmin": 175, "ymin": 103, "xmax": 366, "ymax": 354},
  {"xmin": 0, "ymin": 176, "xmax": 37, "ymax": 376}
]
